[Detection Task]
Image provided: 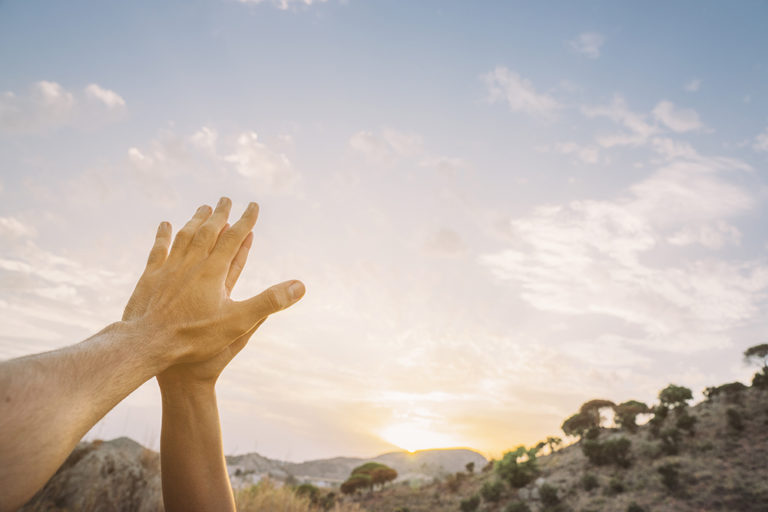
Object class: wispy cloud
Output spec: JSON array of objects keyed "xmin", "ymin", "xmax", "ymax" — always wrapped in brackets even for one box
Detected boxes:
[
  {"xmin": 0, "ymin": 81, "xmax": 125, "ymax": 133},
  {"xmin": 236, "ymin": 0, "xmax": 329, "ymax": 10},
  {"xmin": 652, "ymin": 100, "xmax": 705, "ymax": 133},
  {"xmin": 753, "ymin": 128, "xmax": 768, "ymax": 152},
  {"xmin": 684, "ymin": 78, "xmax": 701, "ymax": 92},
  {"xmin": 569, "ymin": 32, "xmax": 605, "ymax": 59},
  {"xmin": 482, "ymin": 67, "xmax": 560, "ymax": 118}
]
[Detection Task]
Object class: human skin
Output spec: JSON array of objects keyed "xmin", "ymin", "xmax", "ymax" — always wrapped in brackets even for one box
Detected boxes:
[
  {"xmin": 0, "ymin": 197, "xmax": 305, "ymax": 511},
  {"xmin": 124, "ymin": 207, "xmax": 265, "ymax": 511}
]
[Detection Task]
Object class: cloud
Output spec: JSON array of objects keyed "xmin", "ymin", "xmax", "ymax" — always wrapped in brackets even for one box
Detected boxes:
[
  {"xmin": 0, "ymin": 80, "xmax": 125, "ymax": 133},
  {"xmin": 553, "ymin": 142, "xmax": 600, "ymax": 164},
  {"xmin": 582, "ymin": 95, "xmax": 658, "ymax": 147},
  {"xmin": 753, "ymin": 128, "xmax": 768, "ymax": 152},
  {"xmin": 348, "ymin": 128, "xmax": 423, "ymax": 163},
  {"xmin": 482, "ymin": 66, "xmax": 559, "ymax": 117},
  {"xmin": 684, "ymin": 79, "xmax": 701, "ymax": 92},
  {"xmin": 652, "ymin": 100, "xmax": 704, "ymax": 133},
  {"xmin": 84, "ymin": 84, "xmax": 126, "ymax": 109},
  {"xmin": 127, "ymin": 126, "xmax": 299, "ymax": 199},
  {"xmin": 424, "ymin": 228, "xmax": 466, "ymax": 256},
  {"xmin": 569, "ymin": 32, "xmax": 605, "ymax": 59},
  {"xmin": 225, "ymin": 131, "xmax": 297, "ymax": 190},
  {"xmin": 237, "ymin": 0, "xmax": 329, "ymax": 9},
  {"xmin": 480, "ymin": 151, "xmax": 763, "ymax": 353}
]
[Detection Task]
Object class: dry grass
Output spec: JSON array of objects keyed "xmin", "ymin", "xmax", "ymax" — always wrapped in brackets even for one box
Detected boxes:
[{"xmin": 235, "ymin": 478, "xmax": 366, "ymax": 512}]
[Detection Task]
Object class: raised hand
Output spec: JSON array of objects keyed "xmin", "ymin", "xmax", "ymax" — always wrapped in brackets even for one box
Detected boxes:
[{"xmin": 123, "ymin": 197, "xmax": 305, "ymax": 369}]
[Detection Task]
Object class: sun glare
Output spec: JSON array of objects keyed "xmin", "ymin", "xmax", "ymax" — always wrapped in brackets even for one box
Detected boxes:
[{"xmin": 379, "ymin": 422, "xmax": 463, "ymax": 453}]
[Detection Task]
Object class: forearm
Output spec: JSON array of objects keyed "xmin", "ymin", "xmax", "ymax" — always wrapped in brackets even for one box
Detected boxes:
[
  {"xmin": 0, "ymin": 321, "xmax": 169, "ymax": 511},
  {"xmin": 160, "ymin": 380, "xmax": 235, "ymax": 512}
]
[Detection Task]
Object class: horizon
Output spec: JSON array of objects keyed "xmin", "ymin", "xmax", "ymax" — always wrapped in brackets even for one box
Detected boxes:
[{"xmin": 2, "ymin": 0, "xmax": 768, "ymax": 463}]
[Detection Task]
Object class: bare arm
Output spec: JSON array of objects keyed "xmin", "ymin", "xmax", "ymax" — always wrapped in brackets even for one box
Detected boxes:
[{"xmin": 0, "ymin": 198, "xmax": 304, "ymax": 511}]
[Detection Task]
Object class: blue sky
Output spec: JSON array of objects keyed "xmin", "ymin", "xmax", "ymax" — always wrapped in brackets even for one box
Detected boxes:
[{"xmin": 2, "ymin": 0, "xmax": 768, "ymax": 460}]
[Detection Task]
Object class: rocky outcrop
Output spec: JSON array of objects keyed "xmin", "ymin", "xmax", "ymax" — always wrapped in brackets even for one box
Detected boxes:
[{"xmin": 20, "ymin": 437, "xmax": 163, "ymax": 512}]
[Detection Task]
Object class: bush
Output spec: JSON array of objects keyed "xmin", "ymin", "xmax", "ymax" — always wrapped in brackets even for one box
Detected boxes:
[
  {"xmin": 753, "ymin": 370, "xmax": 768, "ymax": 389},
  {"xmin": 465, "ymin": 462, "xmax": 475, "ymax": 474},
  {"xmin": 585, "ymin": 427, "xmax": 601, "ymax": 440},
  {"xmin": 539, "ymin": 484, "xmax": 559, "ymax": 506},
  {"xmin": 676, "ymin": 412, "xmax": 697, "ymax": 436},
  {"xmin": 726, "ymin": 408, "xmax": 744, "ymax": 432},
  {"xmin": 659, "ymin": 428, "xmax": 681, "ymax": 455},
  {"xmin": 495, "ymin": 447, "xmax": 539, "ymax": 488},
  {"xmin": 627, "ymin": 502, "xmax": 645, "ymax": 512},
  {"xmin": 659, "ymin": 384, "xmax": 693, "ymax": 410},
  {"xmin": 582, "ymin": 437, "xmax": 632, "ymax": 467},
  {"xmin": 604, "ymin": 477, "xmax": 625, "ymax": 496},
  {"xmin": 504, "ymin": 502, "xmax": 531, "ymax": 512},
  {"xmin": 480, "ymin": 480, "xmax": 504, "ymax": 502},
  {"xmin": 581, "ymin": 473, "xmax": 599, "ymax": 491},
  {"xmin": 648, "ymin": 405, "xmax": 669, "ymax": 437},
  {"xmin": 459, "ymin": 494, "xmax": 480, "ymax": 512},
  {"xmin": 658, "ymin": 462, "xmax": 680, "ymax": 491}
]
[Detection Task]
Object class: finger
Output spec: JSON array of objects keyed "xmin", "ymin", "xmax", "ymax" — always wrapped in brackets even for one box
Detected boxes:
[
  {"xmin": 225, "ymin": 231, "xmax": 253, "ymax": 294},
  {"xmin": 229, "ymin": 318, "xmax": 266, "ymax": 359},
  {"xmin": 145, "ymin": 221, "xmax": 172, "ymax": 270},
  {"xmin": 232, "ymin": 280, "xmax": 305, "ymax": 331},
  {"xmin": 189, "ymin": 196, "xmax": 232, "ymax": 256},
  {"xmin": 167, "ymin": 205, "xmax": 212, "ymax": 263},
  {"xmin": 209, "ymin": 202, "xmax": 259, "ymax": 268}
]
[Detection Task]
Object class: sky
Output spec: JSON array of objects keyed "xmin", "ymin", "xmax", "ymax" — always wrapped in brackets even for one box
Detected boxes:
[{"xmin": 1, "ymin": 0, "xmax": 768, "ymax": 462}]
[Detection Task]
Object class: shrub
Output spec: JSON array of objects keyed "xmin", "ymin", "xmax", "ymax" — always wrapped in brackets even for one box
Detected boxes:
[
  {"xmin": 459, "ymin": 494, "xmax": 480, "ymax": 512},
  {"xmin": 658, "ymin": 462, "xmax": 680, "ymax": 491},
  {"xmin": 615, "ymin": 400, "xmax": 650, "ymax": 433},
  {"xmin": 604, "ymin": 477, "xmax": 625, "ymax": 496},
  {"xmin": 465, "ymin": 462, "xmax": 475, "ymax": 474},
  {"xmin": 539, "ymin": 483, "xmax": 559, "ymax": 506},
  {"xmin": 627, "ymin": 502, "xmax": 645, "ymax": 512},
  {"xmin": 582, "ymin": 437, "xmax": 632, "ymax": 467},
  {"xmin": 585, "ymin": 427, "xmax": 601, "ymax": 440},
  {"xmin": 504, "ymin": 502, "xmax": 531, "ymax": 512},
  {"xmin": 676, "ymin": 412, "xmax": 697, "ymax": 436},
  {"xmin": 581, "ymin": 473, "xmax": 599, "ymax": 491},
  {"xmin": 648, "ymin": 404, "xmax": 669, "ymax": 437},
  {"xmin": 659, "ymin": 428, "xmax": 681, "ymax": 455},
  {"xmin": 295, "ymin": 483, "xmax": 320, "ymax": 503},
  {"xmin": 480, "ymin": 480, "xmax": 504, "ymax": 502},
  {"xmin": 753, "ymin": 370, "xmax": 768, "ymax": 389},
  {"xmin": 726, "ymin": 408, "xmax": 744, "ymax": 432},
  {"xmin": 562, "ymin": 412, "xmax": 594, "ymax": 438},
  {"xmin": 495, "ymin": 446, "xmax": 539, "ymax": 488}
]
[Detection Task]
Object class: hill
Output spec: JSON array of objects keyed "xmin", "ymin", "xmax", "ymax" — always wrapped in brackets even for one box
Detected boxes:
[{"xmin": 349, "ymin": 383, "xmax": 768, "ymax": 512}]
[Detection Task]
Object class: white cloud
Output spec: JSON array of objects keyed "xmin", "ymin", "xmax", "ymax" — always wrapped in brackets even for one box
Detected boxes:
[
  {"xmin": 348, "ymin": 128, "xmax": 423, "ymax": 163},
  {"xmin": 483, "ymin": 66, "xmax": 559, "ymax": 117},
  {"xmin": 0, "ymin": 216, "xmax": 37, "ymax": 239},
  {"xmin": 652, "ymin": 100, "xmax": 704, "ymax": 133},
  {"xmin": 554, "ymin": 142, "xmax": 600, "ymax": 164},
  {"xmin": 237, "ymin": 0, "xmax": 329, "ymax": 9},
  {"xmin": 0, "ymin": 80, "xmax": 125, "ymax": 133},
  {"xmin": 84, "ymin": 84, "xmax": 126, "ymax": 109},
  {"xmin": 684, "ymin": 79, "xmax": 701, "ymax": 92},
  {"xmin": 225, "ymin": 131, "xmax": 297, "ymax": 189},
  {"xmin": 424, "ymin": 228, "xmax": 466, "ymax": 256},
  {"xmin": 582, "ymin": 95, "xmax": 658, "ymax": 147},
  {"xmin": 480, "ymin": 152, "xmax": 762, "ymax": 353},
  {"xmin": 569, "ymin": 32, "xmax": 605, "ymax": 59},
  {"xmin": 190, "ymin": 126, "xmax": 219, "ymax": 154},
  {"xmin": 753, "ymin": 128, "xmax": 768, "ymax": 152}
]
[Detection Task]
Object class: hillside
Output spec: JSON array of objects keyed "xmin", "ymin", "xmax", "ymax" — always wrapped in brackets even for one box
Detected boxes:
[
  {"xmin": 227, "ymin": 448, "xmax": 487, "ymax": 487},
  {"xmin": 349, "ymin": 384, "xmax": 768, "ymax": 512}
]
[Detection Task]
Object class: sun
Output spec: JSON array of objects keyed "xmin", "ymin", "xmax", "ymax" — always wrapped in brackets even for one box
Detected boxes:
[{"xmin": 379, "ymin": 422, "xmax": 462, "ymax": 453}]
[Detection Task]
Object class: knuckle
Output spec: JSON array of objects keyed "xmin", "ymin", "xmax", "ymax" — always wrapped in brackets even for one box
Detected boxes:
[{"xmin": 264, "ymin": 288, "xmax": 283, "ymax": 311}]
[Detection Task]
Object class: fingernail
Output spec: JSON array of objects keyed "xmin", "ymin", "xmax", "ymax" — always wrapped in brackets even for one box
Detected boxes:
[
  {"xmin": 160, "ymin": 221, "xmax": 170, "ymax": 230},
  {"xmin": 198, "ymin": 205, "xmax": 211, "ymax": 214},
  {"xmin": 217, "ymin": 197, "xmax": 230, "ymax": 208},
  {"xmin": 246, "ymin": 202, "xmax": 258, "ymax": 214},
  {"xmin": 288, "ymin": 280, "xmax": 305, "ymax": 301}
]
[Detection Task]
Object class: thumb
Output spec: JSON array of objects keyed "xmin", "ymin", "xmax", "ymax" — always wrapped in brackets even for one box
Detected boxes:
[{"xmin": 235, "ymin": 280, "xmax": 305, "ymax": 327}]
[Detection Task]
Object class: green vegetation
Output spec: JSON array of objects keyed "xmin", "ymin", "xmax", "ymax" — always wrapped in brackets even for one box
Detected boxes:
[
  {"xmin": 503, "ymin": 501, "xmax": 531, "ymax": 512},
  {"xmin": 464, "ymin": 462, "xmax": 475, "ymax": 474},
  {"xmin": 539, "ymin": 483, "xmax": 559, "ymax": 506},
  {"xmin": 627, "ymin": 502, "xmax": 645, "ymax": 512},
  {"xmin": 615, "ymin": 400, "xmax": 650, "ymax": 433},
  {"xmin": 658, "ymin": 462, "xmax": 680, "ymax": 492},
  {"xmin": 459, "ymin": 494, "xmax": 480, "ymax": 512},
  {"xmin": 659, "ymin": 384, "xmax": 693, "ymax": 411},
  {"xmin": 726, "ymin": 408, "xmax": 744, "ymax": 432},
  {"xmin": 479, "ymin": 480, "xmax": 504, "ymax": 502},
  {"xmin": 545, "ymin": 436, "xmax": 562, "ymax": 453},
  {"xmin": 582, "ymin": 437, "xmax": 632, "ymax": 467},
  {"xmin": 561, "ymin": 412, "xmax": 593, "ymax": 438},
  {"xmin": 604, "ymin": 477, "xmax": 625, "ymax": 496},
  {"xmin": 676, "ymin": 410, "xmax": 697, "ymax": 436},
  {"xmin": 340, "ymin": 461, "xmax": 397, "ymax": 494},
  {"xmin": 495, "ymin": 445, "xmax": 540, "ymax": 488},
  {"xmin": 581, "ymin": 473, "xmax": 599, "ymax": 491},
  {"xmin": 744, "ymin": 343, "xmax": 768, "ymax": 370}
]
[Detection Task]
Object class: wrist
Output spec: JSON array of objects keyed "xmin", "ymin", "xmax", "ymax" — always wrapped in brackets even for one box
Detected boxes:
[
  {"xmin": 159, "ymin": 377, "xmax": 217, "ymax": 410},
  {"xmin": 115, "ymin": 318, "xmax": 176, "ymax": 375}
]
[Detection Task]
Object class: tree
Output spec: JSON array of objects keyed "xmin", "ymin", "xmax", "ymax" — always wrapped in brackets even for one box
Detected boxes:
[
  {"xmin": 341, "ymin": 462, "xmax": 397, "ymax": 494},
  {"xmin": 465, "ymin": 462, "xmax": 475, "ymax": 474},
  {"xmin": 658, "ymin": 384, "xmax": 693, "ymax": 411},
  {"xmin": 744, "ymin": 343, "xmax": 768, "ymax": 370},
  {"xmin": 495, "ymin": 445, "xmax": 539, "ymax": 489},
  {"xmin": 562, "ymin": 412, "xmax": 594, "ymax": 438},
  {"xmin": 579, "ymin": 399, "xmax": 617, "ymax": 427},
  {"xmin": 545, "ymin": 436, "xmax": 562, "ymax": 453},
  {"xmin": 615, "ymin": 400, "xmax": 650, "ymax": 433}
]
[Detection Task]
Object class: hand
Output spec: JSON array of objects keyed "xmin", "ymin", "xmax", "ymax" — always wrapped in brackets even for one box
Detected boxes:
[{"xmin": 122, "ymin": 197, "xmax": 305, "ymax": 371}]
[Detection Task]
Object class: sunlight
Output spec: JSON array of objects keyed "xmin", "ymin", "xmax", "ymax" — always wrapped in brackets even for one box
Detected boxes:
[{"xmin": 379, "ymin": 421, "xmax": 463, "ymax": 453}]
